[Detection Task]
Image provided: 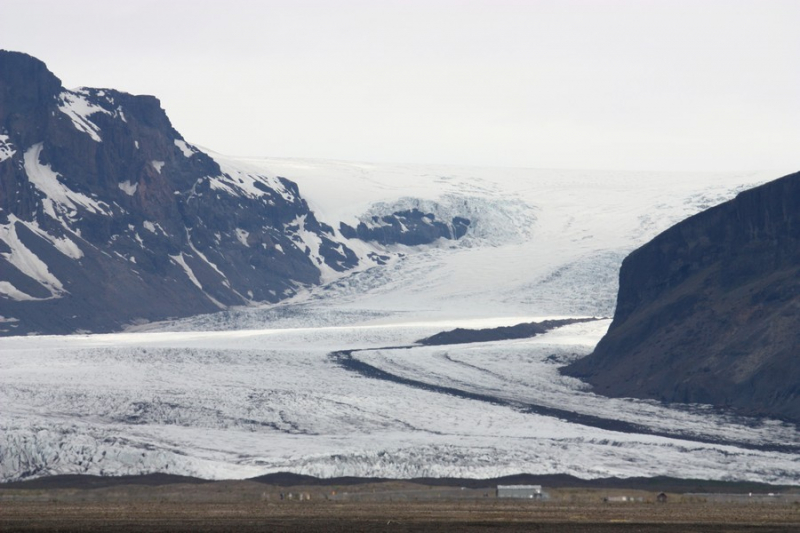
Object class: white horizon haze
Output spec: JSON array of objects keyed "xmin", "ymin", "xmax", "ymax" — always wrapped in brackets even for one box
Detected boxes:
[{"xmin": 2, "ymin": 0, "xmax": 799, "ymax": 173}]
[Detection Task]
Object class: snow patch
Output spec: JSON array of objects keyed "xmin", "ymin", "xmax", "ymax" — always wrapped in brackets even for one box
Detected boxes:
[
  {"xmin": 24, "ymin": 144, "xmax": 110, "ymax": 219},
  {"xmin": 198, "ymin": 151, "xmax": 295, "ymax": 202},
  {"xmin": 0, "ymin": 219, "xmax": 65, "ymax": 299},
  {"xmin": 0, "ymin": 281, "xmax": 43, "ymax": 301},
  {"xmin": 170, "ymin": 253, "xmax": 202, "ymax": 290},
  {"xmin": 235, "ymin": 229, "xmax": 249, "ymax": 247},
  {"xmin": 174, "ymin": 139, "xmax": 195, "ymax": 158},
  {"xmin": 0, "ymin": 134, "xmax": 15, "ymax": 163},
  {"xmin": 118, "ymin": 180, "xmax": 138, "ymax": 196},
  {"xmin": 170, "ymin": 253, "xmax": 226, "ymax": 309},
  {"xmin": 186, "ymin": 229, "xmax": 230, "ymax": 286},
  {"xmin": 20, "ymin": 218, "xmax": 83, "ymax": 260},
  {"xmin": 289, "ymin": 215, "xmax": 339, "ymax": 283},
  {"xmin": 57, "ymin": 89, "xmax": 110, "ymax": 142},
  {"xmin": 151, "ymin": 161, "xmax": 165, "ymax": 174}
]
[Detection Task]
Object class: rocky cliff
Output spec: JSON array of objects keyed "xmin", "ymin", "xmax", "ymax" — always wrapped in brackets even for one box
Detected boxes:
[
  {"xmin": 564, "ymin": 171, "xmax": 800, "ymax": 423},
  {"xmin": 0, "ymin": 50, "xmax": 365, "ymax": 335}
]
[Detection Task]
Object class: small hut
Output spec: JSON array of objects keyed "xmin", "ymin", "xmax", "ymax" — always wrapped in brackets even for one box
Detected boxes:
[
  {"xmin": 657, "ymin": 492, "xmax": 668, "ymax": 503},
  {"xmin": 497, "ymin": 485, "xmax": 543, "ymax": 499}
]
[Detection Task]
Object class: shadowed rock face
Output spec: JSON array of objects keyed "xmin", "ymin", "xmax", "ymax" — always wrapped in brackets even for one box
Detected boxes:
[
  {"xmin": 340, "ymin": 209, "xmax": 470, "ymax": 246},
  {"xmin": 0, "ymin": 50, "xmax": 358, "ymax": 335},
  {"xmin": 564, "ymin": 171, "xmax": 800, "ymax": 424}
]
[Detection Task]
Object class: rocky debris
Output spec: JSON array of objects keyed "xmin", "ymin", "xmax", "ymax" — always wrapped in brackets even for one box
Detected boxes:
[
  {"xmin": 340, "ymin": 208, "xmax": 470, "ymax": 246},
  {"xmin": 564, "ymin": 171, "xmax": 800, "ymax": 424},
  {"xmin": 417, "ymin": 318, "xmax": 599, "ymax": 346}
]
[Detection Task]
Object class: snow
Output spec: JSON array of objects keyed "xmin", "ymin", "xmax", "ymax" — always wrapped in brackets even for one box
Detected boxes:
[
  {"xmin": 170, "ymin": 253, "xmax": 225, "ymax": 309},
  {"xmin": 224, "ymin": 159, "xmax": 774, "ymax": 320},
  {"xmin": 174, "ymin": 139, "xmax": 195, "ymax": 157},
  {"xmin": 201, "ymin": 148, "xmax": 295, "ymax": 202},
  {"xmin": 235, "ymin": 228, "xmax": 249, "ymax": 247},
  {"xmin": 3, "ymin": 150, "xmax": 797, "ymax": 484},
  {"xmin": 24, "ymin": 144, "xmax": 110, "ymax": 220},
  {"xmin": 57, "ymin": 89, "xmax": 109, "ymax": 142},
  {"xmin": 0, "ymin": 218, "xmax": 65, "ymax": 299},
  {"xmin": 142, "ymin": 221, "xmax": 163, "ymax": 234},
  {"xmin": 0, "ymin": 134, "xmax": 15, "ymax": 162},
  {"xmin": 289, "ymin": 215, "xmax": 340, "ymax": 283},
  {"xmin": 6, "ymin": 216, "xmax": 84, "ymax": 261},
  {"xmin": 0, "ymin": 281, "xmax": 42, "ymax": 301},
  {"xmin": 0, "ymin": 317, "xmax": 797, "ymax": 484},
  {"xmin": 170, "ymin": 253, "xmax": 202, "ymax": 290},
  {"xmin": 151, "ymin": 160, "xmax": 165, "ymax": 174},
  {"xmin": 118, "ymin": 180, "xmax": 138, "ymax": 196}
]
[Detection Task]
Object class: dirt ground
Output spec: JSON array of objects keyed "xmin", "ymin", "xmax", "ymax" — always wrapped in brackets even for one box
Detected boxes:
[{"xmin": 1, "ymin": 481, "xmax": 798, "ymax": 532}]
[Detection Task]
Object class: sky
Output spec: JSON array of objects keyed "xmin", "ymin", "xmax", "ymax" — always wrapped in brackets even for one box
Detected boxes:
[{"xmin": 2, "ymin": 0, "xmax": 799, "ymax": 172}]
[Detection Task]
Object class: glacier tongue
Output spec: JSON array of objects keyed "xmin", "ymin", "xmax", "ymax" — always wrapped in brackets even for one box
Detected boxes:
[{"xmin": 0, "ymin": 318, "xmax": 797, "ymax": 484}]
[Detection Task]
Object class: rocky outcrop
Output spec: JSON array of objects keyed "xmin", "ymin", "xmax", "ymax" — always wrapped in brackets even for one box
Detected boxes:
[
  {"xmin": 564, "ymin": 171, "xmax": 800, "ymax": 423},
  {"xmin": 0, "ymin": 50, "xmax": 358, "ymax": 335},
  {"xmin": 417, "ymin": 318, "xmax": 599, "ymax": 346},
  {"xmin": 340, "ymin": 209, "xmax": 470, "ymax": 246}
]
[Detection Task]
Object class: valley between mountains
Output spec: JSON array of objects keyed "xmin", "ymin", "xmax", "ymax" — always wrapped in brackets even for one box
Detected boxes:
[{"xmin": 1, "ymin": 51, "xmax": 798, "ymax": 486}]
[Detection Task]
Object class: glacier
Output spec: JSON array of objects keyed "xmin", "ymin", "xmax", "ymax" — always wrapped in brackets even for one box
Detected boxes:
[{"xmin": 1, "ymin": 155, "xmax": 798, "ymax": 484}]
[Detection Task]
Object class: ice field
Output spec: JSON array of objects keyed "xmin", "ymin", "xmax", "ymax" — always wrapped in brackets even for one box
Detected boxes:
[{"xmin": 2, "ymin": 158, "xmax": 798, "ymax": 483}]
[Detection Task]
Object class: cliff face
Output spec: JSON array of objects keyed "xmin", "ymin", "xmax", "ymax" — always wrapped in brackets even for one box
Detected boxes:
[
  {"xmin": 0, "ymin": 50, "xmax": 360, "ymax": 335},
  {"xmin": 564, "ymin": 171, "xmax": 800, "ymax": 423}
]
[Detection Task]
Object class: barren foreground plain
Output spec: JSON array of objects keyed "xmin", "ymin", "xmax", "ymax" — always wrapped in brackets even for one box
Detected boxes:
[{"xmin": 2, "ymin": 476, "xmax": 798, "ymax": 532}]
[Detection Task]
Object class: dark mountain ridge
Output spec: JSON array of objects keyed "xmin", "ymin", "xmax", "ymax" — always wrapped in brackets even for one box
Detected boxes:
[
  {"xmin": 564, "ymin": 171, "xmax": 800, "ymax": 424},
  {"xmin": 0, "ymin": 51, "xmax": 475, "ymax": 336},
  {"xmin": 0, "ymin": 50, "xmax": 363, "ymax": 335}
]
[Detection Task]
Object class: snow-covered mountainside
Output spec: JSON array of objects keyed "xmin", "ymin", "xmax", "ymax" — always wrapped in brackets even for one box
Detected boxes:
[
  {"xmin": 156, "ymin": 153, "xmax": 777, "ymax": 328},
  {"xmin": 0, "ymin": 51, "xmax": 375, "ymax": 336}
]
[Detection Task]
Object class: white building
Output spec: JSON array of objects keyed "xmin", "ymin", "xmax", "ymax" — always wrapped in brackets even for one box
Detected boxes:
[{"xmin": 497, "ymin": 485, "xmax": 543, "ymax": 499}]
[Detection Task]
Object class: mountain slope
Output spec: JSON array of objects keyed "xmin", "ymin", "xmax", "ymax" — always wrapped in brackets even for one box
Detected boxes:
[
  {"xmin": 564, "ymin": 171, "xmax": 800, "ymax": 423},
  {"xmin": 0, "ymin": 50, "xmax": 369, "ymax": 335},
  {"xmin": 0, "ymin": 50, "xmax": 785, "ymax": 338}
]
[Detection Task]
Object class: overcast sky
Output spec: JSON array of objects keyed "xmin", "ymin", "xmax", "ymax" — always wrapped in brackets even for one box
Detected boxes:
[{"xmin": 3, "ymin": 0, "xmax": 799, "ymax": 171}]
